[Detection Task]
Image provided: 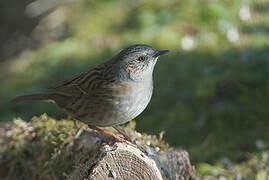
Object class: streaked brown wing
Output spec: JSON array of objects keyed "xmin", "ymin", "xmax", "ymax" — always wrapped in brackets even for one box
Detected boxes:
[
  {"xmin": 51, "ymin": 72, "xmax": 86, "ymax": 89},
  {"xmin": 54, "ymin": 79, "xmax": 130, "ymax": 99},
  {"xmin": 51, "ymin": 80, "xmax": 131, "ymax": 120},
  {"xmin": 53, "ymin": 65, "xmax": 106, "ymax": 95}
]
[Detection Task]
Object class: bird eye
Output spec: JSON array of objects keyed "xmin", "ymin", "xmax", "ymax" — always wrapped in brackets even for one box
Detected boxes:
[{"xmin": 138, "ymin": 56, "xmax": 146, "ymax": 62}]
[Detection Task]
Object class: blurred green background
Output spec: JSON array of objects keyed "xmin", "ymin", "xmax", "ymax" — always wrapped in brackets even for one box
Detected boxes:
[{"xmin": 1, "ymin": 0, "xmax": 269, "ymax": 178}]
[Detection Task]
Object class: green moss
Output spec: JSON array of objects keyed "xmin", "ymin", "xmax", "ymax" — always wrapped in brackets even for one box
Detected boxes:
[
  {"xmin": 0, "ymin": 114, "xmax": 171, "ymax": 179},
  {"xmin": 196, "ymin": 151, "xmax": 269, "ymax": 179},
  {"xmin": 122, "ymin": 121, "xmax": 170, "ymax": 150},
  {"xmin": 0, "ymin": 115, "xmax": 82, "ymax": 179}
]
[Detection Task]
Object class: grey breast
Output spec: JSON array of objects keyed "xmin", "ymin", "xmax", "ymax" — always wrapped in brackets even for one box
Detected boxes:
[{"xmin": 78, "ymin": 78, "xmax": 153, "ymax": 127}]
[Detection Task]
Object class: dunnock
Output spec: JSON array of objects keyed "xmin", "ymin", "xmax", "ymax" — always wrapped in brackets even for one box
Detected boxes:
[{"xmin": 12, "ymin": 44, "xmax": 169, "ymax": 142}]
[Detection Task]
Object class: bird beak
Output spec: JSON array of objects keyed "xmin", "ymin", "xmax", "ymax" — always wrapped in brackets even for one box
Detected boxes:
[{"xmin": 153, "ymin": 50, "xmax": 169, "ymax": 57}]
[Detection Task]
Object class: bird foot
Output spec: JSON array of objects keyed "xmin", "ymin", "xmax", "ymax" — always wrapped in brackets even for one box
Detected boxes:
[{"xmin": 88, "ymin": 125, "xmax": 136, "ymax": 147}]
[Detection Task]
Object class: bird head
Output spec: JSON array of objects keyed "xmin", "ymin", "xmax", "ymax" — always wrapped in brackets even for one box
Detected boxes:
[{"xmin": 114, "ymin": 44, "xmax": 169, "ymax": 81}]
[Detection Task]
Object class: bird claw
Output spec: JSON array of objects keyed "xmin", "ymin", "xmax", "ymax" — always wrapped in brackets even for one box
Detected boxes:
[{"xmin": 88, "ymin": 125, "xmax": 137, "ymax": 147}]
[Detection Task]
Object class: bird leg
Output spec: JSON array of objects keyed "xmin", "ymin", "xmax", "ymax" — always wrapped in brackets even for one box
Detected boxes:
[
  {"xmin": 112, "ymin": 125, "xmax": 132, "ymax": 142},
  {"xmin": 88, "ymin": 125, "xmax": 123, "ymax": 142},
  {"xmin": 88, "ymin": 125, "xmax": 135, "ymax": 147},
  {"xmin": 113, "ymin": 126, "xmax": 147, "ymax": 153}
]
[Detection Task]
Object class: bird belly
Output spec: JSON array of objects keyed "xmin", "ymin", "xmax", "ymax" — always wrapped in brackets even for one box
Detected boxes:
[{"xmin": 72, "ymin": 83, "xmax": 153, "ymax": 127}]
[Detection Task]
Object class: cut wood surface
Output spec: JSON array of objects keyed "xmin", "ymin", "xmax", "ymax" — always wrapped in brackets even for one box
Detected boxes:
[{"xmin": 69, "ymin": 131, "xmax": 196, "ymax": 180}]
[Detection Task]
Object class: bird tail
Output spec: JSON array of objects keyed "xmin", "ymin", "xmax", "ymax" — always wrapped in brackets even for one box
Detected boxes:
[{"xmin": 11, "ymin": 93, "xmax": 51, "ymax": 102}]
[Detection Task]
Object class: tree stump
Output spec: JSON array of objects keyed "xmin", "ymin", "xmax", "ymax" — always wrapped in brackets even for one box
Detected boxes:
[{"xmin": 68, "ymin": 131, "xmax": 196, "ymax": 180}]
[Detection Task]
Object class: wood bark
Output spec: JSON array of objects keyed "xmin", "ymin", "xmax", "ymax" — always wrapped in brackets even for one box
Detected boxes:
[{"xmin": 68, "ymin": 131, "xmax": 196, "ymax": 180}]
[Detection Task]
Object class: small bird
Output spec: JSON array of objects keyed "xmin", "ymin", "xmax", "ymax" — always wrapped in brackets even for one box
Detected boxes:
[{"xmin": 12, "ymin": 44, "xmax": 169, "ymax": 143}]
